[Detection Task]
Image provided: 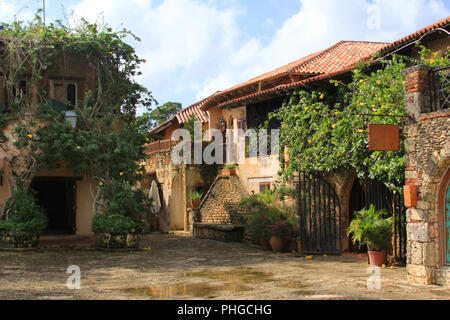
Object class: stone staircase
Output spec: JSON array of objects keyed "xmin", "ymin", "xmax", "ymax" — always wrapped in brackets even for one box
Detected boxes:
[{"xmin": 192, "ymin": 174, "xmax": 249, "ymax": 242}]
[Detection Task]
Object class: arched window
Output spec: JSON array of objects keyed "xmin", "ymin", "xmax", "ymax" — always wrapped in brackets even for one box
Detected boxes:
[{"xmin": 67, "ymin": 83, "xmax": 77, "ymax": 108}]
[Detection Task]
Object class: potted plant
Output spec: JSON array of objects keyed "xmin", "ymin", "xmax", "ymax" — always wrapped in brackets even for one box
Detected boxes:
[
  {"xmin": 0, "ymin": 186, "xmax": 47, "ymax": 250},
  {"xmin": 221, "ymin": 163, "xmax": 237, "ymax": 176},
  {"xmin": 92, "ymin": 181, "xmax": 150, "ymax": 250},
  {"xmin": 268, "ymin": 221, "xmax": 290, "ymax": 252},
  {"xmin": 188, "ymin": 191, "xmax": 203, "ymax": 208},
  {"xmin": 347, "ymin": 204, "xmax": 393, "ymax": 266},
  {"xmin": 248, "ymin": 215, "xmax": 272, "ymax": 250}
]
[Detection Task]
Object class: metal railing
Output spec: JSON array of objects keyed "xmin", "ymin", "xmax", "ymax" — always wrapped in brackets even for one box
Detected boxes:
[{"xmin": 429, "ymin": 66, "xmax": 450, "ymax": 112}]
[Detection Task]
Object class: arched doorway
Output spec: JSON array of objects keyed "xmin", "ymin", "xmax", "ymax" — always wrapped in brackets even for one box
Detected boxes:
[{"xmin": 439, "ymin": 167, "xmax": 450, "ymax": 265}]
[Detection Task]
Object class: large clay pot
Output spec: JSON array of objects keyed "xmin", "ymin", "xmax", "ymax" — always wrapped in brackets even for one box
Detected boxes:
[
  {"xmin": 258, "ymin": 238, "xmax": 271, "ymax": 250},
  {"xmin": 0, "ymin": 231, "xmax": 40, "ymax": 250},
  {"xmin": 368, "ymin": 250, "xmax": 387, "ymax": 266},
  {"xmin": 269, "ymin": 236, "xmax": 286, "ymax": 252},
  {"xmin": 95, "ymin": 233, "xmax": 140, "ymax": 250}
]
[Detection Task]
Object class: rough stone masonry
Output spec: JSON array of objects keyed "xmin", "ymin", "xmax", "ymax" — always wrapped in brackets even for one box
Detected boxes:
[{"xmin": 402, "ymin": 64, "xmax": 450, "ymax": 286}]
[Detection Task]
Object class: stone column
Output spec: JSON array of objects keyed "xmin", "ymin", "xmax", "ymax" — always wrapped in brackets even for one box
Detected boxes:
[{"xmin": 402, "ymin": 65, "xmax": 436, "ymax": 285}]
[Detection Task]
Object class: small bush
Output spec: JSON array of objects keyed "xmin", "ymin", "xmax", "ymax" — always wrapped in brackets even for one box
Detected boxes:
[
  {"xmin": 0, "ymin": 186, "xmax": 47, "ymax": 234},
  {"xmin": 92, "ymin": 214, "xmax": 144, "ymax": 234},
  {"xmin": 224, "ymin": 163, "xmax": 236, "ymax": 169}
]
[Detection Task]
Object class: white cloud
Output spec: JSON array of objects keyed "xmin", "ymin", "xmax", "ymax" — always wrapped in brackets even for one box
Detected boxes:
[
  {"xmin": 196, "ymin": 0, "xmax": 449, "ymax": 100},
  {"xmin": 0, "ymin": 1, "xmax": 36, "ymax": 24},
  {"xmin": 2, "ymin": 0, "xmax": 448, "ymax": 109}
]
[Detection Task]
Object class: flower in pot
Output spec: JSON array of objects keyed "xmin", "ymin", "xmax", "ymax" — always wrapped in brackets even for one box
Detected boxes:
[
  {"xmin": 188, "ymin": 191, "xmax": 203, "ymax": 208},
  {"xmin": 92, "ymin": 181, "xmax": 150, "ymax": 250},
  {"xmin": 0, "ymin": 186, "xmax": 47, "ymax": 250},
  {"xmin": 268, "ymin": 221, "xmax": 290, "ymax": 252},
  {"xmin": 347, "ymin": 204, "xmax": 393, "ymax": 266},
  {"xmin": 248, "ymin": 215, "xmax": 272, "ymax": 250},
  {"xmin": 221, "ymin": 163, "xmax": 237, "ymax": 176}
]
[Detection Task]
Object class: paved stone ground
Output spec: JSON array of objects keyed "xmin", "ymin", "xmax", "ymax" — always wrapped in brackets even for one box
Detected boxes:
[{"xmin": 0, "ymin": 234, "xmax": 448, "ymax": 300}]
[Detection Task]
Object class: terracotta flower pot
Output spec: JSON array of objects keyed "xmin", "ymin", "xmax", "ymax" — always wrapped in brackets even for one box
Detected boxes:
[
  {"xmin": 221, "ymin": 168, "xmax": 236, "ymax": 176},
  {"xmin": 189, "ymin": 200, "xmax": 201, "ymax": 208},
  {"xmin": 258, "ymin": 238, "xmax": 271, "ymax": 250},
  {"xmin": 269, "ymin": 236, "xmax": 286, "ymax": 252},
  {"xmin": 368, "ymin": 250, "xmax": 387, "ymax": 266}
]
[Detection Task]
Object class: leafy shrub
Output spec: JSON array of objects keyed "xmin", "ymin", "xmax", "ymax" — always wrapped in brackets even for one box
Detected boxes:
[
  {"xmin": 92, "ymin": 180, "xmax": 151, "ymax": 234},
  {"xmin": 347, "ymin": 204, "xmax": 393, "ymax": 251},
  {"xmin": 224, "ymin": 163, "xmax": 237, "ymax": 169},
  {"xmin": 247, "ymin": 215, "xmax": 274, "ymax": 241},
  {"xmin": 92, "ymin": 214, "xmax": 144, "ymax": 234},
  {"xmin": 0, "ymin": 186, "xmax": 47, "ymax": 234}
]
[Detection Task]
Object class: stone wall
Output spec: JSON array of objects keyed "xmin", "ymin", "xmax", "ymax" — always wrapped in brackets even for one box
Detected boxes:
[
  {"xmin": 198, "ymin": 175, "xmax": 249, "ymax": 225},
  {"xmin": 402, "ymin": 64, "xmax": 450, "ymax": 286}
]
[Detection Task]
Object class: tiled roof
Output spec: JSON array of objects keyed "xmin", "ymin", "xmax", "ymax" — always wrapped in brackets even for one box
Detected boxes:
[
  {"xmin": 175, "ymin": 98, "xmax": 209, "ymax": 123},
  {"xmin": 201, "ymin": 41, "xmax": 387, "ymax": 110},
  {"xmin": 149, "ymin": 96, "xmax": 210, "ymax": 134},
  {"xmin": 380, "ymin": 16, "xmax": 450, "ymax": 54}
]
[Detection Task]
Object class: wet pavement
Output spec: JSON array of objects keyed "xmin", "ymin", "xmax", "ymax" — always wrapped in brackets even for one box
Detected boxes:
[{"xmin": 0, "ymin": 233, "xmax": 448, "ymax": 300}]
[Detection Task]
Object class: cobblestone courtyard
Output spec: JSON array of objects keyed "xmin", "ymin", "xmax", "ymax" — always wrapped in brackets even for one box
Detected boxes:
[{"xmin": 0, "ymin": 234, "xmax": 448, "ymax": 300}]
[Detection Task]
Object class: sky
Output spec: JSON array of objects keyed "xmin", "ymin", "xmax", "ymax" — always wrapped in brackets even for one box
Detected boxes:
[{"xmin": 1, "ymin": 0, "xmax": 450, "ymax": 113}]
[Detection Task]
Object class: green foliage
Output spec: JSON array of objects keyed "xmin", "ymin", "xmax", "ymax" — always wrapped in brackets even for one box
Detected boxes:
[
  {"xmin": 240, "ymin": 189, "xmax": 297, "ymax": 242},
  {"xmin": 346, "ymin": 204, "xmax": 393, "ymax": 251},
  {"xmin": 99, "ymin": 180, "xmax": 151, "ymax": 218},
  {"xmin": 188, "ymin": 191, "xmax": 203, "ymax": 201},
  {"xmin": 91, "ymin": 180, "xmax": 151, "ymax": 234},
  {"xmin": 0, "ymin": 186, "xmax": 47, "ymax": 233},
  {"xmin": 183, "ymin": 114, "xmax": 200, "ymax": 141},
  {"xmin": 247, "ymin": 215, "xmax": 273, "ymax": 241},
  {"xmin": 269, "ymin": 46, "xmax": 449, "ymax": 190},
  {"xmin": 91, "ymin": 214, "xmax": 144, "ymax": 234},
  {"xmin": 0, "ymin": 15, "xmax": 155, "ymax": 228},
  {"xmin": 224, "ymin": 163, "xmax": 237, "ymax": 169},
  {"xmin": 149, "ymin": 101, "xmax": 182, "ymax": 126}
]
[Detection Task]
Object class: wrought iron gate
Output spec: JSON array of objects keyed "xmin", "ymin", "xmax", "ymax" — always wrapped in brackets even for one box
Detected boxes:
[
  {"xmin": 363, "ymin": 180, "xmax": 406, "ymax": 263},
  {"xmin": 297, "ymin": 172, "xmax": 341, "ymax": 254}
]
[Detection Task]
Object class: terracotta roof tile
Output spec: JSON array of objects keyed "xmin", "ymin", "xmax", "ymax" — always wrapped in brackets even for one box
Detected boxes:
[
  {"xmin": 201, "ymin": 41, "xmax": 387, "ymax": 110},
  {"xmin": 380, "ymin": 16, "xmax": 450, "ymax": 54},
  {"xmin": 149, "ymin": 96, "xmax": 210, "ymax": 134}
]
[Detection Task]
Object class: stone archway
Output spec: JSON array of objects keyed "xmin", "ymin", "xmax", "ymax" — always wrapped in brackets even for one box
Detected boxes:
[{"xmin": 437, "ymin": 166, "xmax": 450, "ymax": 266}]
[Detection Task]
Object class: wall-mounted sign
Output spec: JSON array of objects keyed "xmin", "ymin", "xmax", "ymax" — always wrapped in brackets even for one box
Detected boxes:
[{"xmin": 368, "ymin": 124, "xmax": 400, "ymax": 151}]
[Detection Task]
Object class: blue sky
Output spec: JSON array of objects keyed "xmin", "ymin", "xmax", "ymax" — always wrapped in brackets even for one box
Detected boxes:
[{"xmin": 1, "ymin": 0, "xmax": 449, "ymax": 113}]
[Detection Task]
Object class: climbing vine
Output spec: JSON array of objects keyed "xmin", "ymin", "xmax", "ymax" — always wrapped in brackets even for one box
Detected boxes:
[
  {"xmin": 269, "ymin": 45, "xmax": 449, "ymax": 190},
  {"xmin": 0, "ymin": 15, "xmax": 154, "ymax": 219}
]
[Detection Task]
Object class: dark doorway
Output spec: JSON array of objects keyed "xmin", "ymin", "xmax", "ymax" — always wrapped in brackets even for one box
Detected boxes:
[
  {"xmin": 348, "ymin": 179, "xmax": 366, "ymax": 253},
  {"xmin": 31, "ymin": 177, "xmax": 76, "ymax": 235}
]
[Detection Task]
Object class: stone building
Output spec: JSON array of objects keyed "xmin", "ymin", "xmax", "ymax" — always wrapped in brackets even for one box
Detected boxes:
[
  {"xmin": 0, "ymin": 52, "xmax": 99, "ymax": 236},
  {"xmin": 402, "ymin": 64, "xmax": 449, "ymax": 285}
]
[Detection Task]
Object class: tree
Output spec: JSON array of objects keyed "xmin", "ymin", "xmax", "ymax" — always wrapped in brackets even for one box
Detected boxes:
[
  {"xmin": 0, "ymin": 15, "xmax": 154, "ymax": 222},
  {"xmin": 149, "ymin": 101, "xmax": 182, "ymax": 126}
]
